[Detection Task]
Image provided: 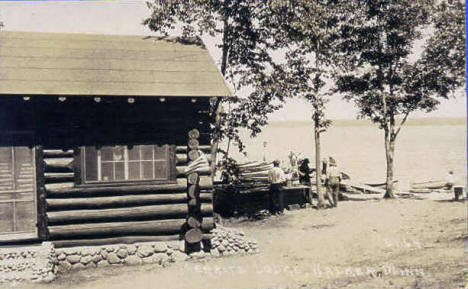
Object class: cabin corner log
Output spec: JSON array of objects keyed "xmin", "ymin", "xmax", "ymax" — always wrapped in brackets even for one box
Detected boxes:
[
  {"xmin": 188, "ymin": 129, "xmax": 200, "ymax": 139},
  {"xmin": 176, "ymin": 166, "xmax": 211, "ymax": 177},
  {"xmin": 176, "ymin": 145, "xmax": 211, "ymax": 154},
  {"xmin": 44, "ymin": 172, "xmax": 75, "ymax": 183},
  {"xmin": 185, "ymin": 228, "xmax": 203, "ymax": 243},
  {"xmin": 201, "ymin": 217, "xmax": 214, "ymax": 231},
  {"xmin": 187, "ymin": 216, "xmax": 201, "ymax": 228},
  {"xmin": 48, "ymin": 217, "xmax": 214, "ymax": 238},
  {"xmin": 198, "ymin": 176, "xmax": 213, "ymax": 189},
  {"xmin": 188, "ymin": 150, "xmax": 201, "ymax": 161},
  {"xmin": 44, "ymin": 178, "xmax": 188, "ymax": 196},
  {"xmin": 43, "ymin": 149, "xmax": 74, "ymax": 158},
  {"xmin": 46, "ymin": 203, "xmax": 214, "ymax": 224},
  {"xmin": 188, "ymin": 185, "xmax": 198, "ymax": 199},
  {"xmin": 187, "ymin": 173, "xmax": 199, "ymax": 185},
  {"xmin": 46, "ymin": 193, "xmax": 213, "ymax": 210},
  {"xmin": 185, "ymin": 129, "xmax": 203, "ymax": 246},
  {"xmin": 44, "ymin": 157, "xmax": 74, "ymax": 172},
  {"xmin": 176, "ymin": 146, "xmax": 188, "ymax": 153},
  {"xmin": 188, "ymin": 139, "xmax": 199, "ymax": 150},
  {"xmin": 176, "ymin": 154, "xmax": 188, "ymax": 164}
]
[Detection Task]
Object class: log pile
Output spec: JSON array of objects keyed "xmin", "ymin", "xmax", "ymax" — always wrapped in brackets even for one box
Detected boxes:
[
  {"xmin": 237, "ymin": 161, "xmax": 273, "ymax": 184},
  {"xmin": 209, "ymin": 226, "xmax": 259, "ymax": 257}
]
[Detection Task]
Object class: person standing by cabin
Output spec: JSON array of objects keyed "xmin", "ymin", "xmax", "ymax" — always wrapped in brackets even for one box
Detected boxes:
[
  {"xmin": 268, "ymin": 160, "xmax": 286, "ymax": 215},
  {"xmin": 326, "ymin": 157, "xmax": 341, "ymax": 207}
]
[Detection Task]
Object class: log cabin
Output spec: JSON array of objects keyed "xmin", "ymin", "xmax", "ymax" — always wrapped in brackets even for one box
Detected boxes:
[{"xmin": 0, "ymin": 31, "xmax": 231, "ymax": 249}]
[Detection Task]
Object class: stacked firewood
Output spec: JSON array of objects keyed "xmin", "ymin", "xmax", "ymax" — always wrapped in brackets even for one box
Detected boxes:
[{"xmin": 236, "ymin": 161, "xmax": 273, "ymax": 184}]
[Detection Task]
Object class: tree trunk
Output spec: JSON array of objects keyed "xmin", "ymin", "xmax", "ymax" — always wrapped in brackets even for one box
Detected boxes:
[
  {"xmin": 384, "ymin": 130, "xmax": 396, "ymax": 199},
  {"xmin": 209, "ymin": 8, "xmax": 230, "ymax": 181},
  {"xmin": 314, "ymin": 117, "xmax": 325, "ymax": 208},
  {"xmin": 210, "ymin": 106, "xmax": 222, "ymax": 182}
]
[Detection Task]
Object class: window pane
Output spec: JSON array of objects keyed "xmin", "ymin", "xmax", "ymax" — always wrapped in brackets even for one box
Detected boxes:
[
  {"xmin": 85, "ymin": 147, "xmax": 98, "ymax": 181},
  {"xmin": 0, "ymin": 203, "xmax": 13, "ymax": 232},
  {"xmin": 114, "ymin": 162, "xmax": 125, "ymax": 180},
  {"xmin": 154, "ymin": 160, "xmax": 168, "ymax": 179},
  {"xmin": 14, "ymin": 147, "xmax": 34, "ymax": 191},
  {"xmin": 101, "ymin": 147, "xmax": 113, "ymax": 162},
  {"xmin": 128, "ymin": 146, "xmax": 140, "ymax": 161},
  {"xmin": 101, "ymin": 162, "xmax": 113, "ymax": 181},
  {"xmin": 142, "ymin": 161, "xmax": 153, "ymax": 179},
  {"xmin": 141, "ymin": 145, "xmax": 153, "ymax": 160},
  {"xmin": 154, "ymin": 145, "xmax": 167, "ymax": 160},
  {"xmin": 113, "ymin": 146, "xmax": 125, "ymax": 161},
  {"xmin": 15, "ymin": 201, "xmax": 35, "ymax": 232},
  {"xmin": 128, "ymin": 162, "xmax": 140, "ymax": 180},
  {"xmin": 0, "ymin": 147, "xmax": 14, "ymax": 191}
]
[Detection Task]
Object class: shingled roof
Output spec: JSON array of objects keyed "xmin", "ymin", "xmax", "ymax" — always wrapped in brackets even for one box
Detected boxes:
[{"xmin": 0, "ymin": 31, "xmax": 232, "ymax": 98}]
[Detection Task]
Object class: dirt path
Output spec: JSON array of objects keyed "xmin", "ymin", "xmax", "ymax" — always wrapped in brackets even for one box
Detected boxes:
[{"xmin": 13, "ymin": 198, "xmax": 467, "ymax": 289}]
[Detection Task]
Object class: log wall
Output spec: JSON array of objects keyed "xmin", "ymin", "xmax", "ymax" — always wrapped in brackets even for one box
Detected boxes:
[{"xmin": 0, "ymin": 96, "xmax": 215, "ymax": 247}]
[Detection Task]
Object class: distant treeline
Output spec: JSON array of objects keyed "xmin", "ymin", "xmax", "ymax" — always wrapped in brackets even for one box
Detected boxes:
[{"xmin": 270, "ymin": 118, "xmax": 466, "ymax": 127}]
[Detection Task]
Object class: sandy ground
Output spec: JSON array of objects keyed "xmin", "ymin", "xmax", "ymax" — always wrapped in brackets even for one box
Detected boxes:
[{"xmin": 9, "ymin": 197, "xmax": 467, "ymax": 289}]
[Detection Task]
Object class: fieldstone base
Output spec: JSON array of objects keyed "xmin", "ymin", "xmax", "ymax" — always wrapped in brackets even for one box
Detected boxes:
[
  {"xmin": 0, "ymin": 229, "xmax": 259, "ymax": 283},
  {"xmin": 0, "ymin": 242, "xmax": 56, "ymax": 283}
]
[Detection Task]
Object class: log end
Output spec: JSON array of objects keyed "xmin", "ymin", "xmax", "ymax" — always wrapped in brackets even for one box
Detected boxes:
[
  {"xmin": 185, "ymin": 228, "xmax": 203, "ymax": 243},
  {"xmin": 188, "ymin": 129, "xmax": 200, "ymax": 139}
]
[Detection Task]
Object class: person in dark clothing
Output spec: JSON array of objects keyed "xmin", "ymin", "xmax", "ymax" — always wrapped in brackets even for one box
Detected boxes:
[
  {"xmin": 298, "ymin": 158, "xmax": 313, "ymax": 185},
  {"xmin": 298, "ymin": 158, "xmax": 316, "ymax": 205}
]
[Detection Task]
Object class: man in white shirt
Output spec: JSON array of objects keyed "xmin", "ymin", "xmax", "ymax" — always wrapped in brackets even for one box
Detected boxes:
[{"xmin": 268, "ymin": 160, "xmax": 286, "ymax": 215}]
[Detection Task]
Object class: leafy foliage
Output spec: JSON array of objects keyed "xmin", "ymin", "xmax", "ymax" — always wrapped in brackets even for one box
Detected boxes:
[
  {"xmin": 335, "ymin": 0, "xmax": 465, "ymax": 197},
  {"xmin": 144, "ymin": 0, "xmax": 291, "ymax": 155}
]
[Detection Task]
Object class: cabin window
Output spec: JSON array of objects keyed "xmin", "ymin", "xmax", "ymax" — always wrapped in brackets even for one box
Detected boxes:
[
  {"xmin": 82, "ymin": 145, "xmax": 173, "ymax": 183},
  {"xmin": 0, "ymin": 132, "xmax": 37, "ymax": 240}
]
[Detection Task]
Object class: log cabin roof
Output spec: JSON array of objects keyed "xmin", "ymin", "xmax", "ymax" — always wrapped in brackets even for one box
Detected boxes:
[{"xmin": 0, "ymin": 31, "xmax": 232, "ymax": 98}]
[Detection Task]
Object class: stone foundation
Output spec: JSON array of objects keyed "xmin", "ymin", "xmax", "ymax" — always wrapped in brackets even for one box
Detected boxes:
[
  {"xmin": 1, "ymin": 227, "xmax": 259, "ymax": 283},
  {"xmin": 0, "ymin": 242, "xmax": 55, "ymax": 283},
  {"xmin": 53, "ymin": 241, "xmax": 185, "ymax": 273}
]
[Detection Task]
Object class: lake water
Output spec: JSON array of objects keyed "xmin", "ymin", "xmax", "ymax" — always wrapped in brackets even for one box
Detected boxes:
[{"xmin": 223, "ymin": 118, "xmax": 467, "ymax": 191}]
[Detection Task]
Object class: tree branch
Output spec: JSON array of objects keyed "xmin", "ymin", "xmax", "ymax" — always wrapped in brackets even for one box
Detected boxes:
[{"xmin": 394, "ymin": 107, "xmax": 411, "ymax": 138}]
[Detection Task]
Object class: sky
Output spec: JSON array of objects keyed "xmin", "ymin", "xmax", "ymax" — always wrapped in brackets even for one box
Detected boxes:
[{"xmin": 0, "ymin": 0, "xmax": 465, "ymax": 120}]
